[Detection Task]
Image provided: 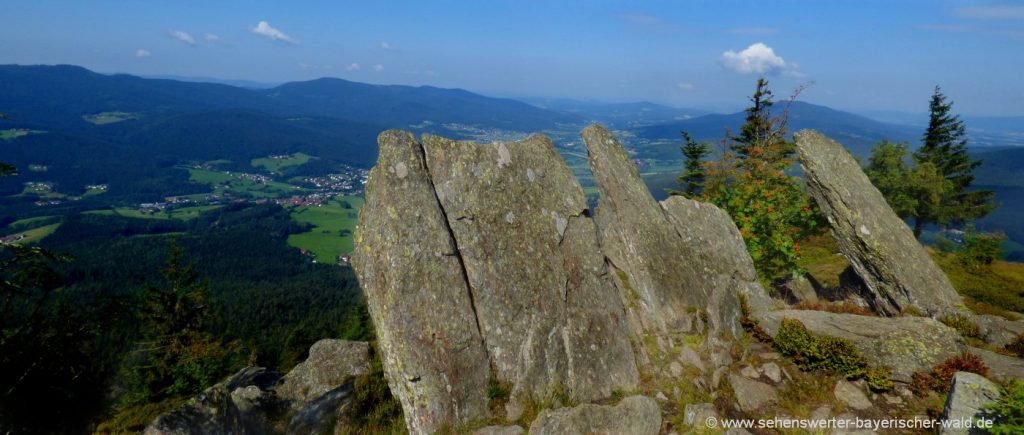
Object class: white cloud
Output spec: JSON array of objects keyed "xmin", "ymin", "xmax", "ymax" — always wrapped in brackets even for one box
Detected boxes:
[
  {"xmin": 169, "ymin": 30, "xmax": 196, "ymax": 46},
  {"xmin": 204, "ymin": 33, "xmax": 221, "ymax": 42},
  {"xmin": 720, "ymin": 42, "xmax": 788, "ymax": 75},
  {"xmin": 136, "ymin": 49, "xmax": 151, "ymax": 58},
  {"xmin": 677, "ymin": 82, "xmax": 695, "ymax": 91},
  {"xmin": 380, "ymin": 42, "xmax": 392, "ymax": 49},
  {"xmin": 251, "ymin": 21, "xmax": 297, "ymax": 44},
  {"xmin": 953, "ymin": 5, "xmax": 1024, "ymax": 20},
  {"xmin": 372, "ymin": 64, "xmax": 384, "ymax": 72},
  {"xmin": 346, "ymin": 63, "xmax": 361, "ymax": 71}
]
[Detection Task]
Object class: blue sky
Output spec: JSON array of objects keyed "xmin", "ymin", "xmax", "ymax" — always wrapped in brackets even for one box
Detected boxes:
[{"xmin": 2, "ymin": 0, "xmax": 1023, "ymax": 115}]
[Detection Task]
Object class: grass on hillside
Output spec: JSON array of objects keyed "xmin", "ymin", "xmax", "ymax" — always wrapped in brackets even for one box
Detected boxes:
[
  {"xmin": 6, "ymin": 215, "xmax": 57, "ymax": 230},
  {"xmin": 85, "ymin": 205, "xmax": 223, "ymax": 221},
  {"xmin": 796, "ymin": 232, "xmax": 1024, "ymax": 319},
  {"xmin": 250, "ymin": 152, "xmax": 315, "ymax": 174},
  {"xmin": 3, "ymin": 223, "xmax": 61, "ymax": 245},
  {"xmin": 82, "ymin": 111, "xmax": 138, "ymax": 125},
  {"xmin": 287, "ymin": 196, "xmax": 362, "ymax": 263}
]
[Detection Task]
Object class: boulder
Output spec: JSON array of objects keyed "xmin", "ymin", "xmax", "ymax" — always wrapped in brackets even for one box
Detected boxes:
[
  {"xmin": 583, "ymin": 124, "xmax": 771, "ymax": 337},
  {"xmin": 758, "ymin": 310, "xmax": 963, "ymax": 382},
  {"xmin": 728, "ymin": 373, "xmax": 778, "ymax": 412},
  {"xmin": 276, "ymin": 339, "xmax": 370, "ymax": 406},
  {"xmin": 970, "ymin": 347, "xmax": 1024, "ymax": 380},
  {"xmin": 683, "ymin": 403, "xmax": 719, "ymax": 428},
  {"xmin": 352, "ymin": 130, "xmax": 491, "ymax": 433},
  {"xmin": 793, "ymin": 129, "xmax": 963, "ymax": 315},
  {"xmin": 834, "ymin": 379, "xmax": 872, "ymax": 411},
  {"xmin": 354, "ymin": 130, "xmax": 640, "ymax": 430},
  {"xmin": 974, "ymin": 315, "xmax": 1024, "ymax": 347},
  {"xmin": 939, "ymin": 372, "xmax": 1001, "ymax": 435},
  {"xmin": 528, "ymin": 395, "xmax": 661, "ymax": 435}
]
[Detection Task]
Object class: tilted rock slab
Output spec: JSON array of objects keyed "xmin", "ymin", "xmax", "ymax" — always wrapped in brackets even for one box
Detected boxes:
[
  {"xmin": 354, "ymin": 131, "xmax": 639, "ymax": 432},
  {"xmin": 759, "ymin": 310, "xmax": 963, "ymax": 382},
  {"xmin": 276, "ymin": 339, "xmax": 370, "ymax": 407},
  {"xmin": 793, "ymin": 129, "xmax": 962, "ymax": 315},
  {"xmin": 583, "ymin": 124, "xmax": 771, "ymax": 337},
  {"xmin": 940, "ymin": 372, "xmax": 1001, "ymax": 435}
]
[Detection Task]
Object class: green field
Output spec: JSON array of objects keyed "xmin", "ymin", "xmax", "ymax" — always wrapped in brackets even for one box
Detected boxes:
[
  {"xmin": 1, "ymin": 129, "xmax": 44, "ymax": 141},
  {"xmin": 187, "ymin": 168, "xmax": 305, "ymax": 198},
  {"xmin": 4, "ymin": 223, "xmax": 61, "ymax": 245},
  {"xmin": 82, "ymin": 111, "xmax": 138, "ymax": 125},
  {"xmin": 6, "ymin": 215, "xmax": 57, "ymax": 229},
  {"xmin": 85, "ymin": 205, "xmax": 223, "ymax": 220},
  {"xmin": 287, "ymin": 196, "xmax": 363, "ymax": 263},
  {"xmin": 251, "ymin": 152, "xmax": 315, "ymax": 173}
]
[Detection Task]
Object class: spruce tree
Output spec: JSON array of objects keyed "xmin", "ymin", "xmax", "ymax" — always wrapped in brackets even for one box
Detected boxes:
[
  {"xmin": 672, "ymin": 131, "xmax": 710, "ymax": 198},
  {"xmin": 910, "ymin": 86, "xmax": 994, "ymax": 238}
]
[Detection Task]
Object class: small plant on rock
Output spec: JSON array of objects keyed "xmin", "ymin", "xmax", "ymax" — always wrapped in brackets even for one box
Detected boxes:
[
  {"xmin": 939, "ymin": 313, "xmax": 984, "ymax": 340},
  {"xmin": 772, "ymin": 317, "xmax": 892, "ymax": 391},
  {"xmin": 909, "ymin": 351, "xmax": 989, "ymax": 395}
]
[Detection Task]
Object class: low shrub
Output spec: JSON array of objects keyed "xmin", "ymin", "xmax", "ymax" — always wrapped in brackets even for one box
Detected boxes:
[
  {"xmin": 773, "ymin": 317, "xmax": 890, "ymax": 391},
  {"xmin": 909, "ymin": 351, "xmax": 989, "ymax": 395},
  {"xmin": 340, "ymin": 345, "xmax": 406, "ymax": 435},
  {"xmin": 958, "ymin": 226, "xmax": 1004, "ymax": 270},
  {"xmin": 1006, "ymin": 334, "xmax": 1024, "ymax": 358},
  {"xmin": 939, "ymin": 313, "xmax": 984, "ymax": 340},
  {"xmin": 792, "ymin": 301, "xmax": 874, "ymax": 316}
]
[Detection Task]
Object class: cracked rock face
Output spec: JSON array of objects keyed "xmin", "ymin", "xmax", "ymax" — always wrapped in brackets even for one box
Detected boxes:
[
  {"xmin": 354, "ymin": 130, "xmax": 639, "ymax": 433},
  {"xmin": 583, "ymin": 124, "xmax": 770, "ymax": 337},
  {"xmin": 794, "ymin": 129, "xmax": 963, "ymax": 316}
]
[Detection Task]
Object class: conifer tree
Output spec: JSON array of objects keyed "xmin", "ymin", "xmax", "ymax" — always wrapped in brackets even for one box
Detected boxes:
[
  {"xmin": 910, "ymin": 86, "xmax": 994, "ymax": 238},
  {"xmin": 672, "ymin": 131, "xmax": 710, "ymax": 198}
]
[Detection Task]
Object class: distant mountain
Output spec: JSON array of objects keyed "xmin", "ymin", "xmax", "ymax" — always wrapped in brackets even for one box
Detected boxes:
[
  {"xmin": 636, "ymin": 101, "xmax": 920, "ymax": 156},
  {"xmin": 144, "ymin": 74, "xmax": 281, "ymax": 89},
  {"xmin": 0, "ymin": 64, "xmax": 579, "ymax": 132},
  {"xmin": 522, "ymin": 98, "xmax": 706, "ymax": 128},
  {"xmin": 266, "ymin": 79, "xmax": 581, "ymax": 131}
]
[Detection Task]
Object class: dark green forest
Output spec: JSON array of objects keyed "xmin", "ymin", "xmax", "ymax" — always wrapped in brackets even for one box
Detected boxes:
[{"xmin": 0, "ymin": 203, "xmax": 368, "ymax": 433}]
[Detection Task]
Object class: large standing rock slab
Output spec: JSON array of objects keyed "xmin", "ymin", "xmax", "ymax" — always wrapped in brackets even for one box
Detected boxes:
[
  {"xmin": 793, "ymin": 129, "xmax": 962, "ymax": 315},
  {"xmin": 583, "ymin": 125, "xmax": 770, "ymax": 337},
  {"xmin": 759, "ymin": 310, "xmax": 963, "ymax": 382},
  {"xmin": 940, "ymin": 372, "xmax": 1001, "ymax": 435},
  {"xmin": 352, "ymin": 130, "xmax": 491, "ymax": 434},
  {"xmin": 528, "ymin": 395, "xmax": 661, "ymax": 435},
  {"xmin": 420, "ymin": 133, "xmax": 638, "ymax": 418}
]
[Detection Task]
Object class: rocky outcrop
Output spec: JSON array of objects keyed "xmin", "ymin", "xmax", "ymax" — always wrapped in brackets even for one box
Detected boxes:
[
  {"xmin": 351, "ymin": 130, "xmax": 492, "ymax": 434},
  {"xmin": 144, "ymin": 339, "xmax": 372, "ymax": 435},
  {"xmin": 527, "ymin": 395, "xmax": 660, "ymax": 435},
  {"xmin": 354, "ymin": 130, "xmax": 640, "ymax": 432},
  {"xmin": 793, "ymin": 129, "xmax": 963, "ymax": 315},
  {"xmin": 940, "ymin": 372, "xmax": 1001, "ymax": 435},
  {"xmin": 583, "ymin": 124, "xmax": 771, "ymax": 337},
  {"xmin": 758, "ymin": 310, "xmax": 963, "ymax": 382},
  {"xmin": 277, "ymin": 339, "xmax": 370, "ymax": 406},
  {"xmin": 144, "ymin": 367, "xmax": 282, "ymax": 435}
]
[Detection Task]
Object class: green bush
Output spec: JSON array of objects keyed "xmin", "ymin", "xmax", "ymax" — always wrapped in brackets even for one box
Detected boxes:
[
  {"xmin": 986, "ymin": 380, "xmax": 1024, "ymax": 434},
  {"xmin": 340, "ymin": 345, "xmax": 406, "ymax": 435},
  {"xmin": 958, "ymin": 226, "xmax": 1004, "ymax": 269},
  {"xmin": 939, "ymin": 313, "xmax": 984, "ymax": 340},
  {"xmin": 773, "ymin": 317, "xmax": 891, "ymax": 391}
]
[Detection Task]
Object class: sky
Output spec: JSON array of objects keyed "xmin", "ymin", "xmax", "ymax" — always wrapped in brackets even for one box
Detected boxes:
[{"xmin": 2, "ymin": 0, "xmax": 1023, "ymax": 116}]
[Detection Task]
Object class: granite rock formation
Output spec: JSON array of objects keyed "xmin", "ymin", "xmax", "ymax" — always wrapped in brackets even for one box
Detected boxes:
[{"xmin": 794, "ymin": 129, "xmax": 963, "ymax": 315}]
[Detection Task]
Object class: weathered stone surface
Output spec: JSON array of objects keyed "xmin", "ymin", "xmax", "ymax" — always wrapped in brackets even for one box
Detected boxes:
[
  {"xmin": 354, "ymin": 130, "xmax": 640, "ymax": 430},
  {"xmin": 940, "ymin": 372, "xmax": 1001, "ymax": 435},
  {"xmin": 420, "ymin": 133, "xmax": 639, "ymax": 418},
  {"xmin": 759, "ymin": 310, "xmax": 964, "ymax": 382},
  {"xmin": 975, "ymin": 315, "xmax": 1024, "ymax": 347},
  {"xmin": 683, "ymin": 403, "xmax": 719, "ymax": 428},
  {"xmin": 473, "ymin": 425, "xmax": 526, "ymax": 435},
  {"xmin": 971, "ymin": 346, "xmax": 1024, "ymax": 380},
  {"xmin": 761, "ymin": 362, "xmax": 782, "ymax": 383},
  {"xmin": 352, "ymin": 130, "xmax": 491, "ymax": 433},
  {"xmin": 793, "ymin": 129, "xmax": 963, "ymax": 315},
  {"xmin": 834, "ymin": 379, "xmax": 872, "ymax": 411},
  {"xmin": 277, "ymin": 339, "xmax": 370, "ymax": 406},
  {"xmin": 680, "ymin": 346, "xmax": 706, "ymax": 374},
  {"xmin": 728, "ymin": 373, "xmax": 778, "ymax": 412},
  {"xmin": 528, "ymin": 395, "xmax": 661, "ymax": 435},
  {"xmin": 583, "ymin": 124, "xmax": 770, "ymax": 337},
  {"xmin": 144, "ymin": 367, "xmax": 282, "ymax": 435}
]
